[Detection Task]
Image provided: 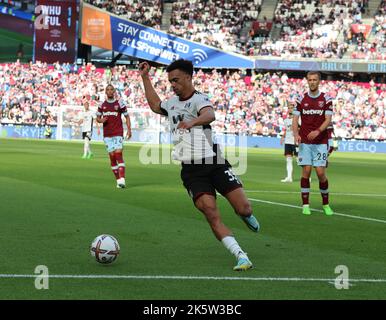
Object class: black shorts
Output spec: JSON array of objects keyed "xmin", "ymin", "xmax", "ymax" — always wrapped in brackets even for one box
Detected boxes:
[
  {"xmin": 284, "ymin": 144, "xmax": 298, "ymax": 156},
  {"xmin": 180, "ymin": 157, "xmax": 243, "ymax": 203},
  {"xmin": 82, "ymin": 131, "xmax": 92, "ymax": 140}
]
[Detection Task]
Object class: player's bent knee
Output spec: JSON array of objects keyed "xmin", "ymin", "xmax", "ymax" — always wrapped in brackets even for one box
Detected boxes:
[{"xmin": 195, "ymin": 199, "xmax": 216, "ymax": 214}]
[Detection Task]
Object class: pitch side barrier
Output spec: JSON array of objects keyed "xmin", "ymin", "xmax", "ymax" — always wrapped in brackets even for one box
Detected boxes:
[
  {"xmin": 254, "ymin": 56, "xmax": 386, "ymax": 73},
  {"xmin": 1, "ymin": 124, "xmax": 386, "ymax": 154}
]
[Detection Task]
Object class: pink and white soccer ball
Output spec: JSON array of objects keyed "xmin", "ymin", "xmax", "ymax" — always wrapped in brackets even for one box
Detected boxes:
[{"xmin": 90, "ymin": 235, "xmax": 120, "ymax": 264}]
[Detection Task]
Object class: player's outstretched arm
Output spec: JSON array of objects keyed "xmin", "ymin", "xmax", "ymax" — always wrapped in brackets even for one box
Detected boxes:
[{"xmin": 138, "ymin": 62, "xmax": 163, "ymax": 114}]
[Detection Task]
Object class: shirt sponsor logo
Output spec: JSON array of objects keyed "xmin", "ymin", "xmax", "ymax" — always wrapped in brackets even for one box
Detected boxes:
[
  {"xmin": 302, "ymin": 109, "xmax": 324, "ymax": 115},
  {"xmin": 103, "ymin": 111, "xmax": 118, "ymax": 116}
]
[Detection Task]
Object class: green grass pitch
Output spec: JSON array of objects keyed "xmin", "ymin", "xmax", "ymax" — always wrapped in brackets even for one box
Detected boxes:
[{"xmin": 0, "ymin": 138, "xmax": 385, "ymax": 299}]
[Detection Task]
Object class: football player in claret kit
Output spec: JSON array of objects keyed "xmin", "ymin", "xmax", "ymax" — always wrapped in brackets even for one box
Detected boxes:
[
  {"xmin": 292, "ymin": 71, "xmax": 334, "ymax": 216},
  {"xmin": 280, "ymin": 104, "xmax": 297, "ymax": 183},
  {"xmin": 139, "ymin": 59, "xmax": 260, "ymax": 271},
  {"xmin": 96, "ymin": 84, "xmax": 132, "ymax": 188}
]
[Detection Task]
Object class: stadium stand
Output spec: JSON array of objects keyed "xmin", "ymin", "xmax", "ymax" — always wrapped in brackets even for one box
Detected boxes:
[
  {"xmin": 168, "ymin": 0, "xmax": 262, "ymax": 53},
  {"xmin": 248, "ymin": 0, "xmax": 370, "ymax": 58},
  {"xmin": 1, "ymin": 62, "xmax": 385, "ymax": 140},
  {"xmin": 83, "ymin": 0, "xmax": 162, "ymax": 28}
]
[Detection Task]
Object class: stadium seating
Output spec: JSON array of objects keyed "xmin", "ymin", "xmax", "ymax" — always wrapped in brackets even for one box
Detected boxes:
[
  {"xmin": 83, "ymin": 0, "xmax": 162, "ymax": 28},
  {"xmin": 168, "ymin": 0, "xmax": 262, "ymax": 53},
  {"xmin": 249, "ymin": 0, "xmax": 370, "ymax": 58},
  {"xmin": 1, "ymin": 62, "xmax": 385, "ymax": 140}
]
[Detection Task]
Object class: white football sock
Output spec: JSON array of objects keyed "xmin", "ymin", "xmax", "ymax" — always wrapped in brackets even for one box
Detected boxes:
[
  {"xmin": 286, "ymin": 157, "xmax": 293, "ymax": 179},
  {"xmin": 84, "ymin": 138, "xmax": 90, "ymax": 155},
  {"xmin": 221, "ymin": 236, "xmax": 248, "ymax": 260}
]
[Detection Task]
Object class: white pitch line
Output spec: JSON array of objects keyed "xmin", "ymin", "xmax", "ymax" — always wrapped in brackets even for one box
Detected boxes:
[
  {"xmin": 247, "ymin": 197, "xmax": 386, "ymax": 224},
  {"xmin": 245, "ymin": 190, "xmax": 386, "ymax": 198},
  {"xmin": 0, "ymin": 274, "xmax": 385, "ymax": 283}
]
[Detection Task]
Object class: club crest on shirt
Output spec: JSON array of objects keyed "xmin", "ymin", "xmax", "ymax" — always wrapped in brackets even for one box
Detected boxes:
[
  {"xmin": 114, "ymin": 104, "xmax": 119, "ymax": 111},
  {"xmin": 318, "ymin": 101, "xmax": 324, "ymax": 107}
]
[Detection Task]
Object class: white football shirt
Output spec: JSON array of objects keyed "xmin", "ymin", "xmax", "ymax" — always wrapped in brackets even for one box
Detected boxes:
[
  {"xmin": 160, "ymin": 91, "xmax": 216, "ymax": 162},
  {"xmin": 81, "ymin": 110, "xmax": 96, "ymax": 132},
  {"xmin": 284, "ymin": 118, "xmax": 295, "ymax": 144}
]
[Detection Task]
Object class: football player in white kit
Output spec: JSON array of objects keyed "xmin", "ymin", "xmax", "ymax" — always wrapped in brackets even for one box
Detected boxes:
[
  {"xmin": 280, "ymin": 105, "xmax": 297, "ymax": 182},
  {"xmin": 139, "ymin": 59, "xmax": 260, "ymax": 271},
  {"xmin": 80, "ymin": 101, "xmax": 96, "ymax": 159}
]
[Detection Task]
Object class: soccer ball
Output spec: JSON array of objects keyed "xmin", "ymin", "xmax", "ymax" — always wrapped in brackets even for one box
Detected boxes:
[{"xmin": 90, "ymin": 234, "xmax": 120, "ymax": 264}]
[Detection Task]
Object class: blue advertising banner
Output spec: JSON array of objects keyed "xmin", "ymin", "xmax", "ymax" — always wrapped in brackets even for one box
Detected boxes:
[
  {"xmin": 0, "ymin": 124, "xmax": 58, "ymax": 139},
  {"xmin": 81, "ymin": 3, "xmax": 254, "ymax": 69},
  {"xmin": 2, "ymin": 125, "xmax": 386, "ymax": 154}
]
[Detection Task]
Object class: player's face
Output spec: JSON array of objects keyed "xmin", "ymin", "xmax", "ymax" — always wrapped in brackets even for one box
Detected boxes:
[
  {"xmin": 307, "ymin": 74, "xmax": 320, "ymax": 92},
  {"xmin": 84, "ymin": 103, "xmax": 89, "ymax": 111},
  {"xmin": 106, "ymin": 86, "xmax": 115, "ymax": 99},
  {"xmin": 168, "ymin": 69, "xmax": 192, "ymax": 97}
]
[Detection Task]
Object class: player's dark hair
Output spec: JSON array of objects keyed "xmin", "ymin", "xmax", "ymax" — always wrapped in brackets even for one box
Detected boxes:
[
  {"xmin": 166, "ymin": 59, "xmax": 193, "ymax": 77},
  {"xmin": 106, "ymin": 84, "xmax": 115, "ymax": 90},
  {"xmin": 306, "ymin": 71, "xmax": 321, "ymax": 80}
]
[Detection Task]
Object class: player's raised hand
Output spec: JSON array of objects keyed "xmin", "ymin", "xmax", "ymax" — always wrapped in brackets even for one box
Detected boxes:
[{"xmin": 138, "ymin": 62, "xmax": 150, "ymax": 77}]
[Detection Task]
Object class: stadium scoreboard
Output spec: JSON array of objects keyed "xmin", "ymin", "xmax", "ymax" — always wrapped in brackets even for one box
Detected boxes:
[{"xmin": 33, "ymin": 0, "xmax": 78, "ymax": 64}]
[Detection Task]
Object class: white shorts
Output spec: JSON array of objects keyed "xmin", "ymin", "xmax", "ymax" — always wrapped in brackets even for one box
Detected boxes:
[{"xmin": 103, "ymin": 136, "xmax": 123, "ymax": 153}]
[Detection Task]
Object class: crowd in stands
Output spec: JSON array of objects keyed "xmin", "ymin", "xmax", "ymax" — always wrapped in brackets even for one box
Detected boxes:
[
  {"xmin": 1, "ymin": 62, "xmax": 385, "ymax": 141},
  {"xmin": 350, "ymin": 0, "xmax": 386, "ymax": 60},
  {"xmin": 168, "ymin": 0, "xmax": 261, "ymax": 53},
  {"xmin": 83, "ymin": 0, "xmax": 162, "ymax": 28},
  {"xmin": 248, "ymin": 0, "xmax": 369, "ymax": 58}
]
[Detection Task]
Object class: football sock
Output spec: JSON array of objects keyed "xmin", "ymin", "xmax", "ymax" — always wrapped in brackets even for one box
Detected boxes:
[
  {"xmin": 319, "ymin": 179, "xmax": 329, "ymax": 205},
  {"xmin": 109, "ymin": 153, "xmax": 119, "ymax": 179},
  {"xmin": 115, "ymin": 151, "xmax": 125, "ymax": 179},
  {"xmin": 84, "ymin": 138, "xmax": 90, "ymax": 156},
  {"xmin": 286, "ymin": 157, "xmax": 293, "ymax": 179},
  {"xmin": 221, "ymin": 236, "xmax": 248, "ymax": 260},
  {"xmin": 301, "ymin": 177, "xmax": 310, "ymax": 205}
]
